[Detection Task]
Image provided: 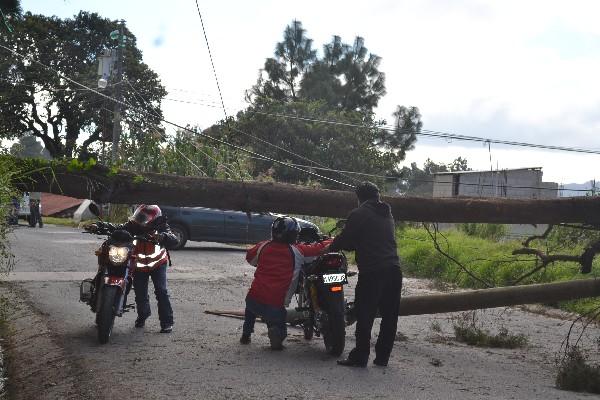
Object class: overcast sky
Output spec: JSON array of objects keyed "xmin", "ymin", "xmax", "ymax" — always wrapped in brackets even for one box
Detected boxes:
[{"xmin": 21, "ymin": 0, "xmax": 600, "ymax": 185}]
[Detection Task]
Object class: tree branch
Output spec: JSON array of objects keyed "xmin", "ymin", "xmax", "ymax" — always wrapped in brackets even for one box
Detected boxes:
[
  {"xmin": 522, "ymin": 224, "xmax": 554, "ymax": 247},
  {"xmin": 424, "ymin": 223, "xmax": 494, "ymax": 288}
]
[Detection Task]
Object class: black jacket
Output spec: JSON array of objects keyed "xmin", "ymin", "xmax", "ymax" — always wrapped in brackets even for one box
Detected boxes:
[
  {"xmin": 329, "ymin": 199, "xmax": 400, "ymax": 272},
  {"xmin": 117, "ymin": 217, "xmax": 178, "ymax": 250}
]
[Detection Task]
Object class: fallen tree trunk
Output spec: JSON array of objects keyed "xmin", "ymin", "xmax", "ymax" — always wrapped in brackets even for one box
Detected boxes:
[
  {"xmin": 10, "ymin": 157, "xmax": 600, "ymax": 224},
  {"xmin": 207, "ymin": 279, "xmax": 600, "ymax": 322}
]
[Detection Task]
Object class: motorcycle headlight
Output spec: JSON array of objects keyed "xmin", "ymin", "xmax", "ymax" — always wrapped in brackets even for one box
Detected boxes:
[{"xmin": 108, "ymin": 245, "xmax": 129, "ymax": 265}]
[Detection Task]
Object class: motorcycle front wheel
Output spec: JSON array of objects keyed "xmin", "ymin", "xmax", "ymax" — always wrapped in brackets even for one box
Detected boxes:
[
  {"xmin": 97, "ymin": 285, "xmax": 118, "ymax": 344},
  {"xmin": 322, "ymin": 291, "xmax": 346, "ymax": 356}
]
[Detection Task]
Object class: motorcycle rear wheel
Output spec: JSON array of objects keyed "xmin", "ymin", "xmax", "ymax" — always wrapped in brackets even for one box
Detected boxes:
[
  {"xmin": 323, "ymin": 294, "xmax": 346, "ymax": 356},
  {"xmin": 97, "ymin": 286, "xmax": 118, "ymax": 344}
]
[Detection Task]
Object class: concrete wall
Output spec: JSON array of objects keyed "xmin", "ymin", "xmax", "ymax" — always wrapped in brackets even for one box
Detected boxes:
[{"xmin": 432, "ymin": 169, "xmax": 558, "ymax": 199}]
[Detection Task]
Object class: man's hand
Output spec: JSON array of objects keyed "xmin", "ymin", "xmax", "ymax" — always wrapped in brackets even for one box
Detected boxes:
[{"xmin": 320, "ymin": 244, "xmax": 331, "ymax": 255}]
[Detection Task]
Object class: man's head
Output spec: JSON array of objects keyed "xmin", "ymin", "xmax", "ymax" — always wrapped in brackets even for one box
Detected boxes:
[
  {"xmin": 130, "ymin": 204, "xmax": 162, "ymax": 230},
  {"xmin": 271, "ymin": 216, "xmax": 300, "ymax": 244},
  {"xmin": 355, "ymin": 181, "xmax": 380, "ymax": 203}
]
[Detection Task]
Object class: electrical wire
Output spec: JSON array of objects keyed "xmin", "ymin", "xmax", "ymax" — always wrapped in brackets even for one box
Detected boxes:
[
  {"xmin": 194, "ymin": 2, "xmax": 227, "ymax": 119},
  {"xmin": 0, "ymin": 43, "xmax": 354, "ymax": 188},
  {"xmin": 122, "ymin": 79, "xmax": 240, "ymax": 178},
  {"xmin": 148, "ymin": 93, "xmax": 600, "ymax": 155}
]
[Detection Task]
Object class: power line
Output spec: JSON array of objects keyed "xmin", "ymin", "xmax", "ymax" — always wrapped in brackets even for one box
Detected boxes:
[
  {"xmin": 247, "ymin": 155, "xmax": 592, "ymax": 193},
  {"xmin": 194, "ymin": 2, "xmax": 227, "ymax": 119},
  {"xmin": 147, "ymin": 92, "xmax": 600, "ymax": 155},
  {"xmin": 0, "ymin": 43, "xmax": 354, "ymax": 188},
  {"xmin": 248, "ymin": 110, "xmax": 600, "ymax": 155},
  {"xmin": 121, "ymin": 79, "xmax": 241, "ymax": 178}
]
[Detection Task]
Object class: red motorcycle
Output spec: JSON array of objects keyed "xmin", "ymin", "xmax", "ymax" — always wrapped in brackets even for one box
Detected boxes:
[{"xmin": 79, "ymin": 205, "xmax": 165, "ymax": 344}]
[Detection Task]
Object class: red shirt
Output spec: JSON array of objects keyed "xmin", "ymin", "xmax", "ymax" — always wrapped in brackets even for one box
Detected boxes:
[{"xmin": 246, "ymin": 239, "xmax": 331, "ymax": 307}]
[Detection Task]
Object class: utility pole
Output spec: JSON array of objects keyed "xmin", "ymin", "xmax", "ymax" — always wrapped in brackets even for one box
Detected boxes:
[{"xmin": 111, "ymin": 20, "xmax": 125, "ymax": 164}]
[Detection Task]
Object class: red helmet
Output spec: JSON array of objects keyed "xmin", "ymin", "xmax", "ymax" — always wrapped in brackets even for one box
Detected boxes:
[{"xmin": 130, "ymin": 204, "xmax": 162, "ymax": 227}]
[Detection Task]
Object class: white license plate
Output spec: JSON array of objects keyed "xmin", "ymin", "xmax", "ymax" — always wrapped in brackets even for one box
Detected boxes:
[{"xmin": 322, "ymin": 273, "xmax": 346, "ymax": 284}]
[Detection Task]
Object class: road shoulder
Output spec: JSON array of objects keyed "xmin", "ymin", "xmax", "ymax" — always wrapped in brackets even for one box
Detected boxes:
[{"xmin": 0, "ymin": 283, "xmax": 93, "ymax": 400}]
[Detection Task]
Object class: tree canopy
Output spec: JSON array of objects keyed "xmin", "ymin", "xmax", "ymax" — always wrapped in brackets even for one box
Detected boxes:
[
  {"xmin": 0, "ymin": 11, "xmax": 166, "ymax": 159},
  {"xmin": 229, "ymin": 20, "xmax": 422, "ymax": 188},
  {"xmin": 398, "ymin": 157, "xmax": 471, "ymax": 196}
]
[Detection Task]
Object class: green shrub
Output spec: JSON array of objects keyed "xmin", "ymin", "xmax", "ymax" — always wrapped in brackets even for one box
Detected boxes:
[
  {"xmin": 453, "ymin": 324, "xmax": 528, "ymax": 348},
  {"xmin": 459, "ymin": 223, "xmax": 508, "ymax": 241},
  {"xmin": 556, "ymin": 347, "xmax": 600, "ymax": 394},
  {"xmin": 0, "ymin": 154, "xmax": 17, "ymax": 274}
]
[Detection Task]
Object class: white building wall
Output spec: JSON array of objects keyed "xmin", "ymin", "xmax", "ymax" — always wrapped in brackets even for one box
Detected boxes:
[{"xmin": 433, "ymin": 169, "xmax": 558, "ymax": 199}]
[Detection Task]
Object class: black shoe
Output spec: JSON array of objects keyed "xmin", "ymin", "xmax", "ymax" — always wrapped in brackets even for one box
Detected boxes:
[
  {"xmin": 134, "ymin": 318, "xmax": 146, "ymax": 328},
  {"xmin": 267, "ymin": 327, "xmax": 284, "ymax": 350},
  {"xmin": 373, "ymin": 358, "xmax": 388, "ymax": 367},
  {"xmin": 337, "ymin": 358, "xmax": 367, "ymax": 368},
  {"xmin": 240, "ymin": 333, "xmax": 251, "ymax": 345},
  {"xmin": 160, "ymin": 325, "xmax": 173, "ymax": 333}
]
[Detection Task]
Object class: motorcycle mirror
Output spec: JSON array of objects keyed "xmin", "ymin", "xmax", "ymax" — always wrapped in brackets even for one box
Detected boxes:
[{"xmin": 88, "ymin": 203, "xmax": 101, "ymax": 218}]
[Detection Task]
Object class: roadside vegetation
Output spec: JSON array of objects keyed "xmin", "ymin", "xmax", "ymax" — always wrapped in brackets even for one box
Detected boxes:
[
  {"xmin": 0, "ymin": 154, "xmax": 17, "ymax": 275},
  {"xmin": 397, "ymin": 224, "xmax": 600, "ymax": 316},
  {"xmin": 555, "ymin": 346, "xmax": 600, "ymax": 394},
  {"xmin": 451, "ymin": 312, "xmax": 528, "ymax": 349}
]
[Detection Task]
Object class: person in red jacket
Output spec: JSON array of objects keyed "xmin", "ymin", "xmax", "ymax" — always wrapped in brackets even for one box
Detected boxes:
[{"xmin": 240, "ymin": 216, "xmax": 331, "ymax": 350}]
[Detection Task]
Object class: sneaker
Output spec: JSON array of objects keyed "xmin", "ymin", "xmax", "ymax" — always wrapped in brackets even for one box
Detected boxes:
[
  {"xmin": 160, "ymin": 325, "xmax": 173, "ymax": 333},
  {"xmin": 240, "ymin": 333, "xmax": 251, "ymax": 345},
  {"xmin": 134, "ymin": 318, "xmax": 146, "ymax": 328}
]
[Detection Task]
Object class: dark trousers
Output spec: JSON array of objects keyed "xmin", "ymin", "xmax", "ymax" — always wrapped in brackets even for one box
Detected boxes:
[
  {"xmin": 242, "ymin": 296, "xmax": 287, "ymax": 339},
  {"xmin": 133, "ymin": 264, "xmax": 174, "ymax": 328},
  {"xmin": 348, "ymin": 267, "xmax": 403, "ymax": 364},
  {"xmin": 29, "ymin": 204, "xmax": 43, "ymax": 227}
]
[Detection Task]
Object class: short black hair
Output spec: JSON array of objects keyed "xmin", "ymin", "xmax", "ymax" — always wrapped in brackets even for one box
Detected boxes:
[{"xmin": 355, "ymin": 181, "xmax": 380, "ymax": 203}]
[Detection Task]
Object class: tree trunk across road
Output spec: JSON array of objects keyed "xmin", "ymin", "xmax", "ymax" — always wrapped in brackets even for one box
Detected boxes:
[{"xmin": 11, "ymin": 157, "xmax": 600, "ymax": 224}]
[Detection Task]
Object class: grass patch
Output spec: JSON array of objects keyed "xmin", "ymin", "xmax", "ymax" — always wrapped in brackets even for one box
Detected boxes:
[
  {"xmin": 43, "ymin": 217, "xmax": 82, "ymax": 227},
  {"xmin": 555, "ymin": 346, "xmax": 600, "ymax": 394},
  {"xmin": 397, "ymin": 226, "xmax": 600, "ymax": 316},
  {"xmin": 452, "ymin": 311, "xmax": 528, "ymax": 348},
  {"xmin": 453, "ymin": 324, "xmax": 529, "ymax": 348}
]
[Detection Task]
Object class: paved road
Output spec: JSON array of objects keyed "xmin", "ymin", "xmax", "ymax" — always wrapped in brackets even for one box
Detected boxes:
[{"xmin": 3, "ymin": 224, "xmax": 599, "ymax": 399}]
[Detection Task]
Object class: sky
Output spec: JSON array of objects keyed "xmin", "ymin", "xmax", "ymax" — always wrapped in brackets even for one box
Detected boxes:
[{"xmin": 18, "ymin": 0, "xmax": 600, "ymax": 185}]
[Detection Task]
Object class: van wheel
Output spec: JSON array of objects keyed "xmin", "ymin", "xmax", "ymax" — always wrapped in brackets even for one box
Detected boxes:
[{"xmin": 170, "ymin": 224, "xmax": 188, "ymax": 250}]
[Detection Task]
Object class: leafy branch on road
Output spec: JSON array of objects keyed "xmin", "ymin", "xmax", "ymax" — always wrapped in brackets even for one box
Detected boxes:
[{"xmin": 511, "ymin": 225, "xmax": 600, "ymax": 284}]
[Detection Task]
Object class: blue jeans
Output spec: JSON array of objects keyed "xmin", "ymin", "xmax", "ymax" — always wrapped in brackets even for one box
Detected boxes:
[
  {"xmin": 134, "ymin": 264, "xmax": 174, "ymax": 328},
  {"xmin": 242, "ymin": 296, "xmax": 287, "ymax": 339}
]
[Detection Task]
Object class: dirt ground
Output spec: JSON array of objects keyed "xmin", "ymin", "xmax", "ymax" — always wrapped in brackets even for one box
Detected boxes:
[{"xmin": 2, "ymin": 224, "xmax": 600, "ymax": 399}]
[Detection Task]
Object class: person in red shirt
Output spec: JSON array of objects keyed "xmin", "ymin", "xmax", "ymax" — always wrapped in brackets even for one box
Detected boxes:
[{"xmin": 240, "ymin": 216, "xmax": 331, "ymax": 350}]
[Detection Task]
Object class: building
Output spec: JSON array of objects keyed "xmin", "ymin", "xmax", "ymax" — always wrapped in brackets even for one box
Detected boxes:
[{"xmin": 432, "ymin": 167, "xmax": 558, "ymax": 199}]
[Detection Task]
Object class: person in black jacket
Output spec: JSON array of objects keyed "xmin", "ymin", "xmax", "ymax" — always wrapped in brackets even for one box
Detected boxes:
[
  {"xmin": 119, "ymin": 205, "xmax": 178, "ymax": 333},
  {"xmin": 329, "ymin": 182, "xmax": 403, "ymax": 367}
]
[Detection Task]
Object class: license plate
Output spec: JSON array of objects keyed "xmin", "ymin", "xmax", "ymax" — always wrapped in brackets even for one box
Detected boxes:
[{"xmin": 322, "ymin": 273, "xmax": 346, "ymax": 284}]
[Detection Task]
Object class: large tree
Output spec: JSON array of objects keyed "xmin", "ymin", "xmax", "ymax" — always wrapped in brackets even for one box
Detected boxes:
[
  {"xmin": 220, "ymin": 20, "xmax": 422, "ymax": 187},
  {"xmin": 206, "ymin": 99, "xmax": 401, "ymax": 188},
  {"xmin": 251, "ymin": 22, "xmax": 387, "ymax": 114},
  {"xmin": 377, "ymin": 105, "xmax": 421, "ymax": 160},
  {"xmin": 0, "ymin": 12, "xmax": 166, "ymax": 159},
  {"xmin": 250, "ymin": 20, "xmax": 316, "ymax": 102}
]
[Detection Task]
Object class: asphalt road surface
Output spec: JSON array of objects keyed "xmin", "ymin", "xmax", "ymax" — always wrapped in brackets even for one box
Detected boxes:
[{"xmin": 3, "ymin": 224, "xmax": 600, "ymax": 399}]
